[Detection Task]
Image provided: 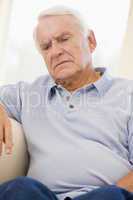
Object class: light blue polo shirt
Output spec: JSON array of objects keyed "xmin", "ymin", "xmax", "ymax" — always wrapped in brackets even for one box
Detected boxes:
[{"xmin": 0, "ymin": 67, "xmax": 133, "ymax": 200}]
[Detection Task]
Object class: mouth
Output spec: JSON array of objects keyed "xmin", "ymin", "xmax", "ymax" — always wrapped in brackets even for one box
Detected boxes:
[{"xmin": 54, "ymin": 60, "xmax": 73, "ymax": 69}]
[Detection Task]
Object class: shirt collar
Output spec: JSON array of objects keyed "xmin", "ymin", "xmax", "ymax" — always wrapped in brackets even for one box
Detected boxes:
[
  {"xmin": 93, "ymin": 67, "xmax": 113, "ymax": 96},
  {"xmin": 47, "ymin": 67, "xmax": 113, "ymax": 98}
]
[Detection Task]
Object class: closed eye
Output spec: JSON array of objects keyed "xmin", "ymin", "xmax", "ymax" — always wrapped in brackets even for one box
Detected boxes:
[
  {"xmin": 40, "ymin": 42, "xmax": 51, "ymax": 51},
  {"xmin": 60, "ymin": 37, "xmax": 69, "ymax": 42},
  {"xmin": 58, "ymin": 35, "xmax": 71, "ymax": 43}
]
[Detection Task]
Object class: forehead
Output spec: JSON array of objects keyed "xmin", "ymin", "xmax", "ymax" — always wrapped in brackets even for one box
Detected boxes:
[{"xmin": 36, "ymin": 15, "xmax": 81, "ymax": 41}]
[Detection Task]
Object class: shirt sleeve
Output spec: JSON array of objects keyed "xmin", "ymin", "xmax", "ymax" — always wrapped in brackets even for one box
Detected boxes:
[
  {"xmin": 127, "ymin": 105, "xmax": 133, "ymax": 165},
  {"xmin": 0, "ymin": 82, "xmax": 25, "ymax": 123}
]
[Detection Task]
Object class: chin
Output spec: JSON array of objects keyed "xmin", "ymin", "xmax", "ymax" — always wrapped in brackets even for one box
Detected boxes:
[
  {"xmin": 53, "ymin": 69, "xmax": 75, "ymax": 79},
  {"xmin": 55, "ymin": 71, "xmax": 76, "ymax": 81}
]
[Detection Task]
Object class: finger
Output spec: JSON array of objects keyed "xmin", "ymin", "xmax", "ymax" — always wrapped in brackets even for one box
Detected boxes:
[
  {"xmin": 4, "ymin": 120, "xmax": 13, "ymax": 154},
  {"xmin": 0, "ymin": 125, "xmax": 3, "ymax": 156}
]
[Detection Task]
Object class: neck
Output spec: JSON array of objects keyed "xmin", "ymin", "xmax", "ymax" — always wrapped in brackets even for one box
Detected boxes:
[{"xmin": 55, "ymin": 67, "xmax": 101, "ymax": 92}]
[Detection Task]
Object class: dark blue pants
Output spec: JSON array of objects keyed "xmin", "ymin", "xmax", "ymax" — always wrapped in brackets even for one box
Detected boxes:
[{"xmin": 0, "ymin": 176, "xmax": 133, "ymax": 200}]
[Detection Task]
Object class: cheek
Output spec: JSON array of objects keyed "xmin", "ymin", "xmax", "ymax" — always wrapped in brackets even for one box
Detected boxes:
[
  {"xmin": 73, "ymin": 47, "xmax": 86, "ymax": 64},
  {"xmin": 69, "ymin": 40, "xmax": 88, "ymax": 62},
  {"xmin": 66, "ymin": 44, "xmax": 82, "ymax": 61},
  {"xmin": 78, "ymin": 42, "xmax": 91, "ymax": 64}
]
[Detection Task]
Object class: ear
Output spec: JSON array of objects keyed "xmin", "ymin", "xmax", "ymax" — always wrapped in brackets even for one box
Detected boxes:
[{"xmin": 87, "ymin": 30, "xmax": 97, "ymax": 53}]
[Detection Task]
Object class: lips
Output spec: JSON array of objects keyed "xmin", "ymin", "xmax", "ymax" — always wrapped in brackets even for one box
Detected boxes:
[{"xmin": 54, "ymin": 60, "xmax": 73, "ymax": 69}]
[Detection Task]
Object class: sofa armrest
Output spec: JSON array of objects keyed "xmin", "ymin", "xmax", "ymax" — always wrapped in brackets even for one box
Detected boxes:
[{"xmin": 0, "ymin": 118, "xmax": 29, "ymax": 183}]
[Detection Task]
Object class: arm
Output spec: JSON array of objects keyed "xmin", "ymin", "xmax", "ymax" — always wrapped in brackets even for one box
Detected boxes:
[
  {"xmin": 119, "ymin": 96, "xmax": 133, "ymax": 192},
  {"xmin": 0, "ymin": 104, "xmax": 13, "ymax": 156},
  {"xmin": 0, "ymin": 82, "xmax": 23, "ymax": 122},
  {"xmin": 116, "ymin": 171, "xmax": 133, "ymax": 192},
  {"xmin": 0, "ymin": 82, "xmax": 24, "ymax": 156},
  {"xmin": 116, "ymin": 107, "xmax": 133, "ymax": 192}
]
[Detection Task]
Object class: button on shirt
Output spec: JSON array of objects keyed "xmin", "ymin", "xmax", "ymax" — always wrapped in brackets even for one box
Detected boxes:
[{"xmin": 0, "ymin": 67, "xmax": 133, "ymax": 200}]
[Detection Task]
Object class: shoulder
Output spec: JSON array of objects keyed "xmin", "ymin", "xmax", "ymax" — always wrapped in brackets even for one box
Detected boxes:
[
  {"xmin": 29, "ymin": 74, "xmax": 51, "ymax": 86},
  {"xmin": 0, "ymin": 74, "xmax": 52, "ymax": 97},
  {"xmin": 18, "ymin": 74, "xmax": 52, "ymax": 92},
  {"xmin": 110, "ymin": 77, "xmax": 133, "ymax": 94}
]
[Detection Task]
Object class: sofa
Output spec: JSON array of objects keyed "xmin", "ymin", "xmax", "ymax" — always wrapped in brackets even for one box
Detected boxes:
[{"xmin": 0, "ymin": 118, "xmax": 29, "ymax": 184}]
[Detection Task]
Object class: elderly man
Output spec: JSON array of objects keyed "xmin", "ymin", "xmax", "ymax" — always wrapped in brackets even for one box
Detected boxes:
[{"xmin": 0, "ymin": 5, "xmax": 133, "ymax": 200}]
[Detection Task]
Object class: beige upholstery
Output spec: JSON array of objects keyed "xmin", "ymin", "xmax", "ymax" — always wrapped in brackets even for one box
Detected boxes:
[{"xmin": 0, "ymin": 118, "xmax": 29, "ymax": 184}]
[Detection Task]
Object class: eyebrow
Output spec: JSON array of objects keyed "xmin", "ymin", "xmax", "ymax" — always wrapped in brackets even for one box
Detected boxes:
[
  {"xmin": 39, "ymin": 32, "xmax": 72, "ymax": 48},
  {"xmin": 54, "ymin": 32, "xmax": 72, "ymax": 40}
]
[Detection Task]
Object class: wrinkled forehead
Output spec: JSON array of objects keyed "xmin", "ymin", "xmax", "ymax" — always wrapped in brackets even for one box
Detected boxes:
[{"xmin": 36, "ymin": 15, "xmax": 83, "ymax": 40}]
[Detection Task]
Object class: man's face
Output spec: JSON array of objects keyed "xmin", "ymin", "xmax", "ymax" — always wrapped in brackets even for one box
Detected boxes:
[{"xmin": 36, "ymin": 15, "xmax": 96, "ymax": 82}]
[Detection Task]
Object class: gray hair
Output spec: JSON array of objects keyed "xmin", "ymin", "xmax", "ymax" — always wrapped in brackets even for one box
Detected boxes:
[{"xmin": 33, "ymin": 5, "xmax": 90, "ymax": 51}]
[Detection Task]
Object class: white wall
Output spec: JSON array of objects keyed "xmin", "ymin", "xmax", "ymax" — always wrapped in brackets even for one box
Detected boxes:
[
  {"xmin": 0, "ymin": 0, "xmax": 13, "ymax": 83},
  {"xmin": 0, "ymin": 0, "xmax": 131, "ymax": 85},
  {"xmin": 118, "ymin": 0, "xmax": 133, "ymax": 79}
]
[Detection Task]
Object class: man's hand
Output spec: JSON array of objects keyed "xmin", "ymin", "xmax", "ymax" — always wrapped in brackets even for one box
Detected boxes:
[
  {"xmin": 0, "ymin": 104, "xmax": 13, "ymax": 156},
  {"xmin": 116, "ymin": 171, "xmax": 133, "ymax": 192}
]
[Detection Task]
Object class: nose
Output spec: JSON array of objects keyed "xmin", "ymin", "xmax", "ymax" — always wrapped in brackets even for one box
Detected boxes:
[{"xmin": 51, "ymin": 41, "xmax": 64, "ymax": 60}]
